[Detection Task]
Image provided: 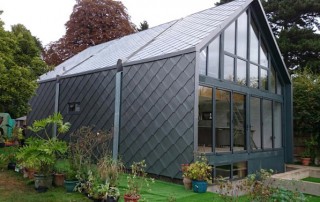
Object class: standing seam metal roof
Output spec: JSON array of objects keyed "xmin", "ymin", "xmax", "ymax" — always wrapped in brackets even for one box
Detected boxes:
[{"xmin": 39, "ymin": 0, "xmax": 249, "ymax": 82}]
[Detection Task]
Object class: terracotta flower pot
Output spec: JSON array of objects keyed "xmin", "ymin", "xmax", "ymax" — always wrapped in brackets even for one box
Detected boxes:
[
  {"xmin": 124, "ymin": 194, "xmax": 140, "ymax": 202},
  {"xmin": 183, "ymin": 177, "xmax": 192, "ymax": 190},
  {"xmin": 301, "ymin": 157, "xmax": 311, "ymax": 166},
  {"xmin": 53, "ymin": 173, "xmax": 65, "ymax": 186}
]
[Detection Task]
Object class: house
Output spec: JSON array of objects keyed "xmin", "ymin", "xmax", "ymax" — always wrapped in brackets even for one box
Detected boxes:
[{"xmin": 28, "ymin": 0, "xmax": 293, "ymax": 179}]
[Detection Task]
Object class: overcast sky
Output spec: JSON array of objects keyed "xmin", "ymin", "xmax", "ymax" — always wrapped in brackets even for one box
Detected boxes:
[{"xmin": 0, "ymin": 0, "xmax": 219, "ymax": 46}]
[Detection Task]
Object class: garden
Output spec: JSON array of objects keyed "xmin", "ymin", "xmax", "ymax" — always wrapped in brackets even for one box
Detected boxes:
[{"xmin": 0, "ymin": 113, "xmax": 320, "ymax": 202}]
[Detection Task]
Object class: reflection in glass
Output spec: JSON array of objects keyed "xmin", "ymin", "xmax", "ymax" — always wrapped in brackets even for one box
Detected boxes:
[
  {"xmin": 233, "ymin": 162, "xmax": 247, "ymax": 179},
  {"xmin": 250, "ymin": 97, "xmax": 261, "ymax": 150},
  {"xmin": 274, "ymin": 102, "xmax": 282, "ymax": 148},
  {"xmin": 249, "ymin": 64, "xmax": 258, "ymax": 88},
  {"xmin": 233, "ymin": 93, "xmax": 246, "ymax": 151},
  {"xmin": 224, "ymin": 55, "xmax": 234, "ymax": 81},
  {"xmin": 199, "ymin": 49, "xmax": 207, "ymax": 75},
  {"xmin": 237, "ymin": 12, "xmax": 247, "ymax": 59},
  {"xmin": 216, "ymin": 165, "xmax": 231, "ymax": 180},
  {"xmin": 263, "ymin": 100, "xmax": 272, "ymax": 149},
  {"xmin": 237, "ymin": 59, "xmax": 247, "ymax": 85},
  {"xmin": 277, "ymin": 76, "xmax": 282, "ymax": 95},
  {"xmin": 260, "ymin": 42, "xmax": 268, "ymax": 67},
  {"xmin": 270, "ymin": 66, "xmax": 276, "ymax": 93},
  {"xmin": 261, "ymin": 69, "xmax": 268, "ymax": 90},
  {"xmin": 208, "ymin": 37, "xmax": 220, "ymax": 78},
  {"xmin": 198, "ymin": 86, "xmax": 213, "ymax": 153},
  {"xmin": 216, "ymin": 89, "xmax": 231, "ymax": 153},
  {"xmin": 224, "ymin": 22, "xmax": 236, "ymax": 54},
  {"xmin": 250, "ymin": 20, "xmax": 259, "ymax": 63}
]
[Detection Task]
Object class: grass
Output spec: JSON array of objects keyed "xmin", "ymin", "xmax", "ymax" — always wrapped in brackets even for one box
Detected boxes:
[
  {"xmin": 0, "ymin": 146, "xmax": 319, "ymax": 201},
  {"xmin": 302, "ymin": 177, "xmax": 320, "ymax": 183}
]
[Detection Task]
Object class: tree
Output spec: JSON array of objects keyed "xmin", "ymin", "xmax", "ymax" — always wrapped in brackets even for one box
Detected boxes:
[
  {"xmin": 137, "ymin": 21, "xmax": 149, "ymax": 31},
  {"xmin": 0, "ymin": 15, "xmax": 41, "ymax": 117},
  {"xmin": 261, "ymin": 0, "xmax": 320, "ymax": 72},
  {"xmin": 293, "ymin": 69, "xmax": 320, "ymax": 136},
  {"xmin": 44, "ymin": 0, "xmax": 135, "ymax": 66}
]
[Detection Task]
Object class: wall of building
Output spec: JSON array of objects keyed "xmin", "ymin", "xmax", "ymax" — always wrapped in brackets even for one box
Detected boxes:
[{"xmin": 120, "ymin": 52, "xmax": 196, "ymax": 178}]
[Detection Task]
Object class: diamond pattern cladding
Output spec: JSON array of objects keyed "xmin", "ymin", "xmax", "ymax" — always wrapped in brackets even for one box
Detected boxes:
[
  {"xmin": 120, "ymin": 52, "xmax": 196, "ymax": 178},
  {"xmin": 57, "ymin": 69, "xmax": 117, "ymax": 140}
]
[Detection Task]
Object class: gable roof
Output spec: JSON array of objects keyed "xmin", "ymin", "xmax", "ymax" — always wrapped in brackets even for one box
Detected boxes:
[{"xmin": 40, "ymin": 0, "xmax": 288, "ymax": 83}]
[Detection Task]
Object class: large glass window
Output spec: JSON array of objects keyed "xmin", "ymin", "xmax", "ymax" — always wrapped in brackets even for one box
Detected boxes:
[
  {"xmin": 249, "ymin": 64, "xmax": 258, "ymax": 88},
  {"xmin": 260, "ymin": 42, "xmax": 268, "ymax": 67},
  {"xmin": 199, "ymin": 49, "xmax": 207, "ymax": 75},
  {"xmin": 224, "ymin": 22, "xmax": 236, "ymax": 54},
  {"xmin": 224, "ymin": 55, "xmax": 234, "ymax": 81},
  {"xmin": 233, "ymin": 93, "xmax": 246, "ymax": 151},
  {"xmin": 263, "ymin": 100, "xmax": 272, "ymax": 149},
  {"xmin": 237, "ymin": 59, "xmax": 247, "ymax": 85},
  {"xmin": 270, "ymin": 66, "xmax": 276, "ymax": 93},
  {"xmin": 274, "ymin": 102, "xmax": 282, "ymax": 148},
  {"xmin": 198, "ymin": 86, "xmax": 213, "ymax": 153},
  {"xmin": 260, "ymin": 68, "xmax": 268, "ymax": 90},
  {"xmin": 216, "ymin": 89, "xmax": 231, "ymax": 153},
  {"xmin": 208, "ymin": 37, "xmax": 220, "ymax": 78},
  {"xmin": 250, "ymin": 97, "xmax": 261, "ymax": 150},
  {"xmin": 237, "ymin": 12, "xmax": 248, "ymax": 59},
  {"xmin": 249, "ymin": 20, "xmax": 259, "ymax": 63}
]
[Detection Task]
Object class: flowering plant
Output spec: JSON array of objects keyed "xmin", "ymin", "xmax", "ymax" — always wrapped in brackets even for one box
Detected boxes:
[{"xmin": 184, "ymin": 156, "xmax": 212, "ymax": 181}]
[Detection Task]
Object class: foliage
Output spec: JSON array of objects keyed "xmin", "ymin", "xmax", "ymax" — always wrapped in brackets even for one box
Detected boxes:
[
  {"xmin": 43, "ymin": 0, "xmax": 135, "ymax": 66},
  {"xmin": 183, "ymin": 156, "xmax": 212, "ymax": 181},
  {"xmin": 125, "ymin": 160, "xmax": 154, "ymax": 198},
  {"xmin": 216, "ymin": 169, "xmax": 306, "ymax": 202},
  {"xmin": 97, "ymin": 155, "xmax": 124, "ymax": 186},
  {"xmin": 0, "ymin": 17, "xmax": 48, "ymax": 117},
  {"xmin": 301, "ymin": 135, "xmax": 318, "ymax": 158},
  {"xmin": 137, "ymin": 20, "xmax": 149, "ymax": 31},
  {"xmin": 16, "ymin": 113, "xmax": 69, "ymax": 174},
  {"xmin": 293, "ymin": 69, "xmax": 320, "ymax": 136},
  {"xmin": 262, "ymin": 0, "xmax": 320, "ymax": 72},
  {"xmin": 68, "ymin": 126, "xmax": 113, "ymax": 179}
]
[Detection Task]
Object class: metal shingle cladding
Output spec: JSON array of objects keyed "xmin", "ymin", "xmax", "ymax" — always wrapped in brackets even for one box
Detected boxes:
[
  {"xmin": 120, "ymin": 52, "xmax": 196, "ymax": 178},
  {"xmin": 39, "ymin": 0, "xmax": 248, "ymax": 81}
]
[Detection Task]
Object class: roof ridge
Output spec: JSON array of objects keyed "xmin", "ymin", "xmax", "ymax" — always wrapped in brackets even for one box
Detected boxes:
[{"xmin": 123, "ymin": 19, "xmax": 181, "ymax": 64}]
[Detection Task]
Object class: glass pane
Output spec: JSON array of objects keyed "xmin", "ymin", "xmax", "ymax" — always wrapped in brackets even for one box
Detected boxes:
[
  {"xmin": 250, "ymin": 97, "xmax": 261, "ymax": 150},
  {"xmin": 233, "ymin": 93, "xmax": 246, "ymax": 151},
  {"xmin": 270, "ymin": 66, "xmax": 276, "ymax": 93},
  {"xmin": 198, "ymin": 86, "xmax": 213, "ymax": 153},
  {"xmin": 277, "ymin": 76, "xmax": 282, "ymax": 95},
  {"xmin": 216, "ymin": 165, "xmax": 231, "ymax": 180},
  {"xmin": 224, "ymin": 55, "xmax": 234, "ymax": 81},
  {"xmin": 199, "ymin": 48, "xmax": 207, "ymax": 75},
  {"xmin": 237, "ymin": 12, "xmax": 248, "ymax": 59},
  {"xmin": 224, "ymin": 22, "xmax": 235, "ymax": 54},
  {"xmin": 250, "ymin": 20, "xmax": 259, "ymax": 63},
  {"xmin": 208, "ymin": 37, "xmax": 220, "ymax": 78},
  {"xmin": 249, "ymin": 64, "xmax": 258, "ymax": 88},
  {"xmin": 237, "ymin": 59, "xmax": 247, "ymax": 85},
  {"xmin": 274, "ymin": 102, "xmax": 282, "ymax": 148},
  {"xmin": 263, "ymin": 100, "xmax": 272, "ymax": 149},
  {"xmin": 216, "ymin": 89, "xmax": 231, "ymax": 153},
  {"xmin": 261, "ymin": 68, "xmax": 268, "ymax": 90},
  {"xmin": 260, "ymin": 42, "xmax": 268, "ymax": 67},
  {"xmin": 233, "ymin": 162, "xmax": 247, "ymax": 179}
]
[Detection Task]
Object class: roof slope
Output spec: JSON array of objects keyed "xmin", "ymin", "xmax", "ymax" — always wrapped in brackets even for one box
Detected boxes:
[{"xmin": 40, "ymin": 0, "xmax": 249, "ymax": 82}]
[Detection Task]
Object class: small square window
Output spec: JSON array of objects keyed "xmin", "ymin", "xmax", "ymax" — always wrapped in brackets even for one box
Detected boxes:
[{"xmin": 68, "ymin": 102, "xmax": 80, "ymax": 113}]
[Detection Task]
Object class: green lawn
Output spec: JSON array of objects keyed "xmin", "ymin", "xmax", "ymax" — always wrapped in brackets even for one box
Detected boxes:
[
  {"xmin": 0, "ymin": 146, "xmax": 319, "ymax": 201},
  {"xmin": 302, "ymin": 177, "xmax": 320, "ymax": 183}
]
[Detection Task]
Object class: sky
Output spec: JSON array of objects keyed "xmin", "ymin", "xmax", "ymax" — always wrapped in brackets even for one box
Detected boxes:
[{"xmin": 0, "ymin": 0, "xmax": 219, "ymax": 46}]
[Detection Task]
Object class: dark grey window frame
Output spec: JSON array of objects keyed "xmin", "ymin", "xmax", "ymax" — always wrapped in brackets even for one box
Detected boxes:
[{"xmin": 68, "ymin": 102, "xmax": 81, "ymax": 114}]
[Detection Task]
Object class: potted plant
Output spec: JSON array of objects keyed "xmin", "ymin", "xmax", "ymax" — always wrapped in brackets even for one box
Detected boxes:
[
  {"xmin": 301, "ymin": 135, "xmax": 318, "ymax": 166},
  {"xmin": 124, "ymin": 160, "xmax": 154, "ymax": 202},
  {"xmin": 53, "ymin": 158, "xmax": 69, "ymax": 186},
  {"xmin": 181, "ymin": 164, "xmax": 192, "ymax": 190},
  {"xmin": 184, "ymin": 155, "xmax": 212, "ymax": 193},
  {"xmin": 15, "ymin": 113, "xmax": 70, "ymax": 191}
]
